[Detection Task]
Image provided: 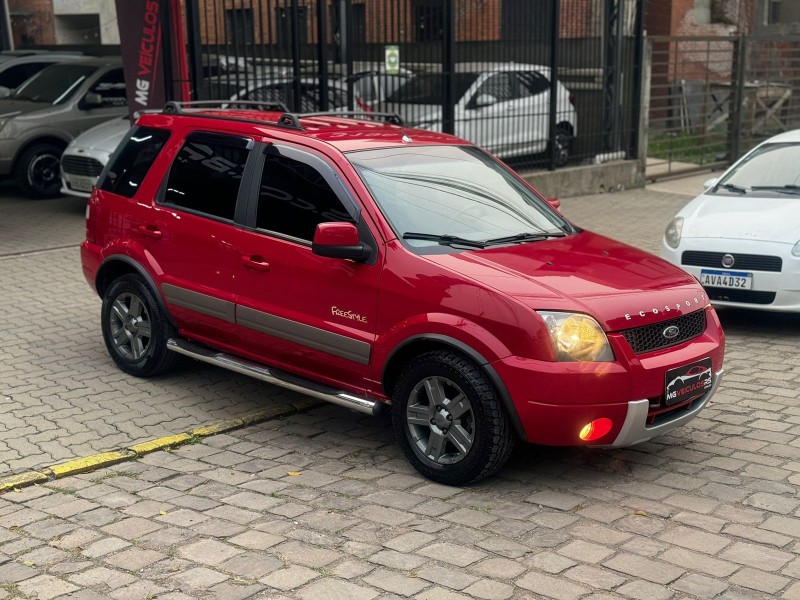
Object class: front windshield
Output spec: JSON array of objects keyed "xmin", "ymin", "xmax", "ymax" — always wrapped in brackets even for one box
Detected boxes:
[
  {"xmin": 715, "ymin": 142, "xmax": 800, "ymax": 195},
  {"xmin": 12, "ymin": 64, "xmax": 97, "ymax": 104},
  {"xmin": 347, "ymin": 145, "xmax": 571, "ymax": 248},
  {"xmin": 386, "ymin": 73, "xmax": 479, "ymax": 104}
]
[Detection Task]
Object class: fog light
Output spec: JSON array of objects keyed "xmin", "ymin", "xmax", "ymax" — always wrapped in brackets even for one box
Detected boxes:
[{"xmin": 579, "ymin": 418, "xmax": 613, "ymax": 441}]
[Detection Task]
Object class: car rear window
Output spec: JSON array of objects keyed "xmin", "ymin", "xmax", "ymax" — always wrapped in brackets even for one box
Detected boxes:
[
  {"xmin": 98, "ymin": 126, "xmax": 170, "ymax": 198},
  {"xmin": 162, "ymin": 132, "xmax": 251, "ymax": 221}
]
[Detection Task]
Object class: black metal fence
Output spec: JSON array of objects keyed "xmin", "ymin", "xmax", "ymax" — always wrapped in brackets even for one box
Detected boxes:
[
  {"xmin": 647, "ymin": 35, "xmax": 800, "ymax": 179},
  {"xmin": 184, "ymin": 0, "xmax": 645, "ymax": 171}
]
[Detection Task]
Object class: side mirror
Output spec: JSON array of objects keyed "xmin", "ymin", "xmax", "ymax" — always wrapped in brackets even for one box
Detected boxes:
[
  {"xmin": 0, "ymin": 86, "xmax": 10, "ymax": 99},
  {"xmin": 312, "ymin": 222, "xmax": 371, "ymax": 262},
  {"xmin": 703, "ymin": 177, "xmax": 719, "ymax": 189},
  {"xmin": 82, "ymin": 92, "xmax": 104, "ymax": 109},
  {"xmin": 473, "ymin": 93, "xmax": 497, "ymax": 108},
  {"xmin": 546, "ymin": 197, "xmax": 562, "ymax": 213}
]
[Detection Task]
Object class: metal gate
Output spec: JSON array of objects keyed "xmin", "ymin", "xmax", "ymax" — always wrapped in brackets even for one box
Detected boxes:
[
  {"xmin": 647, "ymin": 35, "xmax": 800, "ymax": 180},
  {"xmin": 183, "ymin": 0, "xmax": 645, "ymax": 171}
]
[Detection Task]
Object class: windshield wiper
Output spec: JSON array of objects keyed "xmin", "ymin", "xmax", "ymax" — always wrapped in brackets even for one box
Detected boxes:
[
  {"xmin": 716, "ymin": 183, "xmax": 747, "ymax": 194},
  {"xmin": 751, "ymin": 184, "xmax": 800, "ymax": 195},
  {"xmin": 482, "ymin": 231, "xmax": 568, "ymax": 247},
  {"xmin": 402, "ymin": 232, "xmax": 486, "ymax": 249}
]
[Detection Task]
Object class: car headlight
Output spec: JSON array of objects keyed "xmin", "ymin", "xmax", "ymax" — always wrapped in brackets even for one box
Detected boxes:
[
  {"xmin": 793, "ymin": 240, "xmax": 800, "ymax": 257},
  {"xmin": 537, "ymin": 311, "xmax": 614, "ymax": 362},
  {"xmin": 664, "ymin": 217, "xmax": 683, "ymax": 249}
]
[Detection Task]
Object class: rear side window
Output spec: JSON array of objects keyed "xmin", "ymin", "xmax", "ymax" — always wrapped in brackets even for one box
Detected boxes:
[
  {"xmin": 163, "ymin": 132, "xmax": 251, "ymax": 221},
  {"xmin": 98, "ymin": 125, "xmax": 169, "ymax": 198}
]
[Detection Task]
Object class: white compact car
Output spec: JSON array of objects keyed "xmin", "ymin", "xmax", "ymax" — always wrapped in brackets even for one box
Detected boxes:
[
  {"xmin": 60, "ymin": 115, "xmax": 130, "ymax": 198},
  {"xmin": 378, "ymin": 62, "xmax": 577, "ymax": 165},
  {"xmin": 661, "ymin": 129, "xmax": 800, "ymax": 312}
]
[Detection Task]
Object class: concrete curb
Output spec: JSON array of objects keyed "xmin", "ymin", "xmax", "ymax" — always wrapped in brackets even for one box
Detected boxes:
[{"xmin": 0, "ymin": 398, "xmax": 324, "ymax": 494}]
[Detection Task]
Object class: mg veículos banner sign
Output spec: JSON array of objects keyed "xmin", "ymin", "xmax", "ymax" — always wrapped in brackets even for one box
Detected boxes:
[{"xmin": 115, "ymin": 0, "xmax": 189, "ymax": 114}]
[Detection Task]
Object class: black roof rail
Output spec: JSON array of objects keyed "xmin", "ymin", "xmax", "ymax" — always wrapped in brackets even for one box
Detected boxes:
[
  {"xmin": 163, "ymin": 100, "xmax": 290, "ymax": 114},
  {"xmin": 276, "ymin": 113, "xmax": 303, "ymax": 130},
  {"xmin": 300, "ymin": 111, "xmax": 405, "ymax": 126}
]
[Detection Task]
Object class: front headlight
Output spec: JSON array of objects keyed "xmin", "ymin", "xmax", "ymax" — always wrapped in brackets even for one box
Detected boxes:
[
  {"xmin": 793, "ymin": 240, "xmax": 800, "ymax": 257},
  {"xmin": 537, "ymin": 311, "xmax": 614, "ymax": 362},
  {"xmin": 664, "ymin": 217, "xmax": 684, "ymax": 249}
]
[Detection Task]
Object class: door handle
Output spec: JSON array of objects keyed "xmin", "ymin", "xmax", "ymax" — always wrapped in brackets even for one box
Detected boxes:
[
  {"xmin": 241, "ymin": 255, "xmax": 270, "ymax": 272},
  {"xmin": 137, "ymin": 225, "xmax": 162, "ymax": 240}
]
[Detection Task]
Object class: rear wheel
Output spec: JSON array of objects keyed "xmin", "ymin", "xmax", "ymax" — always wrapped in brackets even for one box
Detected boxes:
[
  {"xmin": 549, "ymin": 125, "xmax": 573, "ymax": 167},
  {"xmin": 101, "ymin": 274, "xmax": 178, "ymax": 377},
  {"xmin": 15, "ymin": 142, "xmax": 64, "ymax": 199},
  {"xmin": 392, "ymin": 350, "xmax": 514, "ymax": 485}
]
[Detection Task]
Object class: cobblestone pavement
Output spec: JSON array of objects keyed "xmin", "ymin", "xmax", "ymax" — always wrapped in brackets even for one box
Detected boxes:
[{"xmin": 2, "ymin": 183, "xmax": 800, "ymax": 599}]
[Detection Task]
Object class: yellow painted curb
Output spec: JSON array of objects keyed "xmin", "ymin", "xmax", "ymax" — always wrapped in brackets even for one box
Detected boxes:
[
  {"xmin": 0, "ymin": 398, "xmax": 322, "ymax": 494},
  {"xmin": 129, "ymin": 433, "xmax": 192, "ymax": 455},
  {"xmin": 0, "ymin": 471, "xmax": 48, "ymax": 492},
  {"xmin": 291, "ymin": 398, "xmax": 326, "ymax": 412},
  {"xmin": 192, "ymin": 418, "xmax": 245, "ymax": 437},
  {"xmin": 46, "ymin": 451, "xmax": 136, "ymax": 479}
]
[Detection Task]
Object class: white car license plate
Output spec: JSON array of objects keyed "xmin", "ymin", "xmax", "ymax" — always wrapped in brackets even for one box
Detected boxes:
[
  {"xmin": 68, "ymin": 175, "xmax": 96, "ymax": 193},
  {"xmin": 700, "ymin": 269, "xmax": 752, "ymax": 289}
]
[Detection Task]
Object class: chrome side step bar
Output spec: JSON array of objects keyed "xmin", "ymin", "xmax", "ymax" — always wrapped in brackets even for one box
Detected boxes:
[{"xmin": 167, "ymin": 338, "xmax": 382, "ymax": 416}]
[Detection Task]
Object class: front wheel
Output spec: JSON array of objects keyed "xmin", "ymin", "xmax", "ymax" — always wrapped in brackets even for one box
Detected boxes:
[
  {"xmin": 15, "ymin": 142, "xmax": 64, "ymax": 199},
  {"xmin": 101, "ymin": 274, "xmax": 178, "ymax": 377},
  {"xmin": 392, "ymin": 350, "xmax": 515, "ymax": 485}
]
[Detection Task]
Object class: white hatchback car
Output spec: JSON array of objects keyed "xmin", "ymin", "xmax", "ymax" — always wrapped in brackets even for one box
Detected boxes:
[
  {"xmin": 661, "ymin": 130, "xmax": 800, "ymax": 312},
  {"xmin": 60, "ymin": 115, "xmax": 130, "ymax": 198},
  {"xmin": 378, "ymin": 62, "xmax": 577, "ymax": 165}
]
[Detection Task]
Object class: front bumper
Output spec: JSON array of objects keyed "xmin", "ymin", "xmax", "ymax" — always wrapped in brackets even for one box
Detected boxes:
[
  {"xmin": 491, "ymin": 306, "xmax": 724, "ymax": 446},
  {"xmin": 662, "ymin": 238, "xmax": 800, "ymax": 312},
  {"xmin": 603, "ymin": 369, "xmax": 722, "ymax": 447}
]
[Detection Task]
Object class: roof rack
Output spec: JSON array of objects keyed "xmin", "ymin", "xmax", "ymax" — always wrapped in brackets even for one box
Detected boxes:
[
  {"xmin": 163, "ymin": 100, "xmax": 290, "ymax": 114},
  {"xmin": 300, "ymin": 111, "xmax": 405, "ymax": 126}
]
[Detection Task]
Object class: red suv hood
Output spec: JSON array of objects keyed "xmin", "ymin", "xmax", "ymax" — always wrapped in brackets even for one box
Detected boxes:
[{"xmin": 423, "ymin": 231, "xmax": 708, "ymax": 331}]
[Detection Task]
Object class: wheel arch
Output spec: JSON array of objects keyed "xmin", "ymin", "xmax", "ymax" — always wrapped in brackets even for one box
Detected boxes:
[
  {"xmin": 11, "ymin": 135, "xmax": 69, "ymax": 174},
  {"xmin": 382, "ymin": 334, "xmax": 527, "ymax": 441},
  {"xmin": 95, "ymin": 255, "xmax": 175, "ymax": 327}
]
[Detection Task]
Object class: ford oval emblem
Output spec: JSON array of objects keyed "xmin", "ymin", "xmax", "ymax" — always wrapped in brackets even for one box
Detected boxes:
[
  {"xmin": 663, "ymin": 325, "xmax": 680, "ymax": 339},
  {"xmin": 721, "ymin": 253, "xmax": 735, "ymax": 268}
]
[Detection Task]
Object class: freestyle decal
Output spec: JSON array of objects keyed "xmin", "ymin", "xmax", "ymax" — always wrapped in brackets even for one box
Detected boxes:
[{"xmin": 331, "ymin": 307, "xmax": 368, "ymax": 323}]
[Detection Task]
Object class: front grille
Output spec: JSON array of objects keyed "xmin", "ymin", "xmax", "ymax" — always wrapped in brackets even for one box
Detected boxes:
[
  {"xmin": 706, "ymin": 288, "xmax": 776, "ymax": 305},
  {"xmin": 621, "ymin": 309, "xmax": 706, "ymax": 355},
  {"xmin": 682, "ymin": 250, "xmax": 782, "ymax": 272},
  {"xmin": 61, "ymin": 155, "xmax": 104, "ymax": 177}
]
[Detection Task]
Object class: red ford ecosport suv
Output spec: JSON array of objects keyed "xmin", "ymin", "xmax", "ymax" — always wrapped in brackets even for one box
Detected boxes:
[{"xmin": 81, "ymin": 102, "xmax": 724, "ymax": 485}]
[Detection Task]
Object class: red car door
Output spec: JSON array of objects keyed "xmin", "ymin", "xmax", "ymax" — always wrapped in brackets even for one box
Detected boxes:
[
  {"xmin": 231, "ymin": 142, "xmax": 382, "ymax": 392},
  {"xmin": 143, "ymin": 131, "xmax": 255, "ymax": 347}
]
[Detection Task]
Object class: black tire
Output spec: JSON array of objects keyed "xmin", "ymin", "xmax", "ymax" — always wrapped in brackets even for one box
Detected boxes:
[
  {"xmin": 392, "ymin": 350, "xmax": 515, "ymax": 486},
  {"xmin": 14, "ymin": 142, "xmax": 64, "ymax": 199},
  {"xmin": 101, "ymin": 274, "xmax": 178, "ymax": 377},
  {"xmin": 549, "ymin": 125, "xmax": 573, "ymax": 168}
]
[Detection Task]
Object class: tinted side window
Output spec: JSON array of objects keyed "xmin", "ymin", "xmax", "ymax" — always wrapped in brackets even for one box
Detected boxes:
[
  {"xmin": 257, "ymin": 148, "xmax": 353, "ymax": 241},
  {"xmin": 517, "ymin": 72, "xmax": 549, "ymax": 96},
  {"xmin": 475, "ymin": 73, "xmax": 514, "ymax": 103},
  {"xmin": 164, "ymin": 133, "xmax": 250, "ymax": 221},
  {"xmin": 0, "ymin": 62, "xmax": 49, "ymax": 89},
  {"xmin": 89, "ymin": 68, "xmax": 128, "ymax": 107},
  {"xmin": 99, "ymin": 125, "xmax": 169, "ymax": 198}
]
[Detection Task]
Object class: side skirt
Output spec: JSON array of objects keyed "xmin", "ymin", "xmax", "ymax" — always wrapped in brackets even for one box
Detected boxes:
[{"xmin": 167, "ymin": 338, "xmax": 384, "ymax": 417}]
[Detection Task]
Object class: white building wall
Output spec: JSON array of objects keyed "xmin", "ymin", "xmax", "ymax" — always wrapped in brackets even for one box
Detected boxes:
[{"xmin": 53, "ymin": 0, "xmax": 119, "ymax": 44}]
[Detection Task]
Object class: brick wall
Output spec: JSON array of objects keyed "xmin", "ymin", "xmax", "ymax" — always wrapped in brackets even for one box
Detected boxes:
[{"xmin": 10, "ymin": 0, "xmax": 56, "ymax": 45}]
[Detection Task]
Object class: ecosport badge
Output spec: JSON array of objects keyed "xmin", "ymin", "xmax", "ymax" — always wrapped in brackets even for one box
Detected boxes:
[{"xmin": 624, "ymin": 292, "xmax": 707, "ymax": 321}]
